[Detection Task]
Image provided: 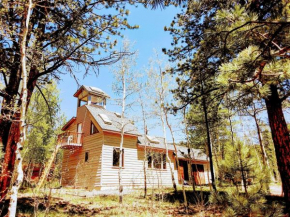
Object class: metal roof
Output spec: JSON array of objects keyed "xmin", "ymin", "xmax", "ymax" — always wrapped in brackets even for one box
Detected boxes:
[
  {"xmin": 73, "ymin": 85, "xmax": 110, "ymax": 98},
  {"xmin": 137, "ymin": 135, "xmax": 208, "ymax": 161},
  {"xmin": 86, "ymin": 105, "xmax": 140, "ymax": 136}
]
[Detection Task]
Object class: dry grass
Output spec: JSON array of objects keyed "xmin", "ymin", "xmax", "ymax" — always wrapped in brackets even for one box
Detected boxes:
[
  {"xmin": 11, "ymin": 187, "xmax": 216, "ymax": 216},
  {"xmin": 3, "ymin": 184, "xmax": 284, "ymax": 216}
]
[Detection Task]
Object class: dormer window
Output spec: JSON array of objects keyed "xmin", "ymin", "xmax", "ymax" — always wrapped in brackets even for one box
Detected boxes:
[{"xmin": 90, "ymin": 122, "xmax": 99, "ymax": 135}]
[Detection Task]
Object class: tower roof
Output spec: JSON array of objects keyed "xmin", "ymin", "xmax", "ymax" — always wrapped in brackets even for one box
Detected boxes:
[{"xmin": 73, "ymin": 85, "xmax": 110, "ymax": 98}]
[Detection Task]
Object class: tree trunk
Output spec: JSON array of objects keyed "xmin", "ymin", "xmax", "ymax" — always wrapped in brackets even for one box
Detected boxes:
[
  {"xmin": 237, "ymin": 142, "xmax": 248, "ymax": 196},
  {"xmin": 264, "ymin": 85, "xmax": 290, "ymax": 211},
  {"xmin": 0, "ymin": 120, "xmax": 20, "ymax": 199},
  {"xmin": 139, "ymin": 96, "xmax": 148, "ymax": 198},
  {"xmin": 253, "ymin": 113, "xmax": 269, "ymax": 166},
  {"xmin": 7, "ymin": 142, "xmax": 24, "ymax": 217},
  {"xmin": 202, "ymin": 96, "xmax": 216, "ymax": 191},
  {"xmin": 0, "ymin": 68, "xmax": 38, "ymax": 201},
  {"xmin": 119, "ymin": 72, "xmax": 126, "ymax": 204},
  {"xmin": 36, "ymin": 144, "xmax": 61, "ymax": 191},
  {"xmin": 161, "ymin": 112, "xmax": 177, "ymax": 193},
  {"xmin": 183, "ymin": 109, "xmax": 196, "ymax": 192},
  {"xmin": 165, "ymin": 112, "xmax": 187, "ymax": 211},
  {"xmin": 7, "ymin": 0, "xmax": 32, "ymax": 214}
]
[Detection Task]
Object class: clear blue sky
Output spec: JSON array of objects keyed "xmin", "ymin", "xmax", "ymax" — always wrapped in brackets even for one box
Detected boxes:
[{"xmin": 57, "ymin": 5, "xmax": 185, "ymax": 141}]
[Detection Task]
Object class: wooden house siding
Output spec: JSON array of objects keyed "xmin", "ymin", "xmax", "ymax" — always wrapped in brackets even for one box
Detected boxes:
[
  {"xmin": 61, "ymin": 104, "xmax": 211, "ymax": 190},
  {"xmin": 61, "ymin": 121, "xmax": 77, "ymax": 186},
  {"xmin": 61, "ymin": 106, "xmax": 104, "ymax": 189},
  {"xmin": 100, "ymin": 132, "xmax": 179, "ymax": 189}
]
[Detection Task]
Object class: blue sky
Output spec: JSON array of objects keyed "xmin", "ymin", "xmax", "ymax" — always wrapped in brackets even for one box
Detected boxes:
[{"xmin": 57, "ymin": 5, "xmax": 185, "ymax": 141}]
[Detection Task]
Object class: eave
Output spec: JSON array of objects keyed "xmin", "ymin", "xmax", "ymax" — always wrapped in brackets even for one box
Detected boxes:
[{"xmin": 61, "ymin": 117, "xmax": 76, "ymax": 131}]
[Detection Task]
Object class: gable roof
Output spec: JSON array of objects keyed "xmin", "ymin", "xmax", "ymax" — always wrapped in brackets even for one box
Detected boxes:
[
  {"xmin": 137, "ymin": 135, "xmax": 208, "ymax": 161},
  {"xmin": 74, "ymin": 85, "xmax": 110, "ymax": 98},
  {"xmin": 86, "ymin": 104, "xmax": 140, "ymax": 136},
  {"xmin": 61, "ymin": 117, "xmax": 76, "ymax": 131}
]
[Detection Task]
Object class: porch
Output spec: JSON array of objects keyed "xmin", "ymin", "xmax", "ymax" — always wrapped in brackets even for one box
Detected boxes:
[{"xmin": 58, "ymin": 132, "xmax": 83, "ymax": 149}]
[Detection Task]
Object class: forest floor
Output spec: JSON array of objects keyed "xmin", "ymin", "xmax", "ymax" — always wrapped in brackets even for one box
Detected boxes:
[{"xmin": 1, "ymin": 184, "xmax": 286, "ymax": 217}]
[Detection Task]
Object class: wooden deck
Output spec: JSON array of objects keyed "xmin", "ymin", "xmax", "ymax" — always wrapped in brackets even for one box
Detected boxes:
[{"xmin": 58, "ymin": 132, "xmax": 83, "ymax": 149}]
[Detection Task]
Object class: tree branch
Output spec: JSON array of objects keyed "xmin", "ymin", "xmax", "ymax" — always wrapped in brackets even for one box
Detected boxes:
[{"xmin": 36, "ymin": 84, "xmax": 53, "ymax": 124}]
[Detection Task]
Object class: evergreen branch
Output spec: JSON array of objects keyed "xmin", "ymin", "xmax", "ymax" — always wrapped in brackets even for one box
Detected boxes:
[
  {"xmin": 36, "ymin": 84, "xmax": 53, "ymax": 125},
  {"xmin": 223, "ymin": 21, "xmax": 290, "ymax": 55},
  {"xmin": 228, "ymin": 61, "xmax": 267, "ymax": 84},
  {"xmin": 175, "ymin": 87, "xmax": 220, "ymax": 110}
]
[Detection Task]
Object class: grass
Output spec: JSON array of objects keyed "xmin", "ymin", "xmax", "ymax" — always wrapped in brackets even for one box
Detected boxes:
[
  {"xmin": 1, "ymin": 184, "xmax": 285, "ymax": 216},
  {"xmin": 13, "ymin": 188, "xmax": 192, "ymax": 216}
]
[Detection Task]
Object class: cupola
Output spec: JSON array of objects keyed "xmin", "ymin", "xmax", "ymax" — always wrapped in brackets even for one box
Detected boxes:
[{"xmin": 73, "ymin": 85, "xmax": 110, "ymax": 108}]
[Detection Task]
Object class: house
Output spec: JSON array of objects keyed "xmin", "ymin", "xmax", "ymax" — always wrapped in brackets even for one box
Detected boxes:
[{"xmin": 59, "ymin": 85, "xmax": 211, "ymax": 190}]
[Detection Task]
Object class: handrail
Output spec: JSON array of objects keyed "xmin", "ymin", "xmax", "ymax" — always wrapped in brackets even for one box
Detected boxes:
[{"xmin": 58, "ymin": 132, "xmax": 83, "ymax": 146}]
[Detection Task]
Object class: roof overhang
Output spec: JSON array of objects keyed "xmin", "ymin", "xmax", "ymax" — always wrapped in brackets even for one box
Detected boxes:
[
  {"xmin": 73, "ymin": 86, "xmax": 85, "ymax": 98},
  {"xmin": 74, "ymin": 85, "xmax": 110, "ymax": 98},
  {"xmin": 61, "ymin": 117, "xmax": 76, "ymax": 131},
  {"xmin": 137, "ymin": 144, "xmax": 174, "ymax": 152},
  {"xmin": 103, "ymin": 130, "xmax": 141, "ymax": 137}
]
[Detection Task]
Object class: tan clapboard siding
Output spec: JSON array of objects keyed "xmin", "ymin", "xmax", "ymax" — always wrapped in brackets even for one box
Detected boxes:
[
  {"xmin": 73, "ymin": 133, "xmax": 103, "ymax": 189},
  {"xmin": 61, "ymin": 106, "xmax": 210, "ymax": 189},
  {"xmin": 76, "ymin": 105, "xmax": 103, "ymax": 137},
  {"xmin": 101, "ymin": 132, "xmax": 179, "ymax": 188},
  {"xmin": 66, "ymin": 121, "xmax": 77, "ymax": 132},
  {"xmin": 103, "ymin": 132, "xmax": 137, "ymax": 149},
  {"xmin": 61, "ymin": 106, "xmax": 104, "ymax": 189}
]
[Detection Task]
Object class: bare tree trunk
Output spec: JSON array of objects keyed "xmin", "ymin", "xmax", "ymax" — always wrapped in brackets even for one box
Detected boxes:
[
  {"xmin": 165, "ymin": 110, "xmax": 187, "ymax": 212},
  {"xmin": 36, "ymin": 144, "xmax": 61, "ymax": 191},
  {"xmin": 139, "ymin": 96, "xmax": 148, "ymax": 198},
  {"xmin": 7, "ymin": 1, "xmax": 32, "ymax": 215},
  {"xmin": 118, "ymin": 72, "xmax": 126, "ymax": 204},
  {"xmin": 157, "ymin": 65, "xmax": 177, "ymax": 193},
  {"xmin": 160, "ymin": 107, "xmax": 177, "ymax": 193}
]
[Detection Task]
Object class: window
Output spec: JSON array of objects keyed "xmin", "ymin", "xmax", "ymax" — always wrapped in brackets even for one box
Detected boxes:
[
  {"xmin": 113, "ymin": 148, "xmax": 124, "ymax": 167},
  {"xmin": 90, "ymin": 122, "xmax": 99, "ymax": 135},
  {"xmin": 147, "ymin": 152, "xmax": 166, "ymax": 169},
  {"xmin": 99, "ymin": 113, "xmax": 112, "ymax": 125},
  {"xmin": 192, "ymin": 164, "xmax": 204, "ymax": 172},
  {"xmin": 147, "ymin": 155, "xmax": 152, "ymax": 168},
  {"xmin": 78, "ymin": 99, "xmax": 86, "ymax": 107},
  {"xmin": 85, "ymin": 152, "xmax": 89, "ymax": 162},
  {"xmin": 163, "ymin": 154, "xmax": 167, "ymax": 169}
]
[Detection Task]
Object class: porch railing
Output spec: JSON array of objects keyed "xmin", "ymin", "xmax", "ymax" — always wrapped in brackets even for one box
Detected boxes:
[{"xmin": 58, "ymin": 132, "xmax": 83, "ymax": 149}]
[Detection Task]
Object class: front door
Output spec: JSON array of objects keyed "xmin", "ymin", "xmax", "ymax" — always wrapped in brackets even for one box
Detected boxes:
[{"xmin": 178, "ymin": 160, "xmax": 189, "ymax": 184}]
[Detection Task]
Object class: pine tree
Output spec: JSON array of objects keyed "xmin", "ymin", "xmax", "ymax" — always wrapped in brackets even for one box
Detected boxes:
[
  {"xmin": 25, "ymin": 81, "xmax": 65, "ymax": 188},
  {"xmin": 0, "ymin": 0, "xmax": 138, "ymax": 199},
  {"xmin": 216, "ymin": 2, "xmax": 290, "ymax": 209},
  {"xmin": 165, "ymin": 0, "xmax": 290, "ymax": 209}
]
